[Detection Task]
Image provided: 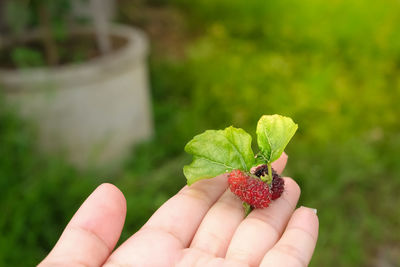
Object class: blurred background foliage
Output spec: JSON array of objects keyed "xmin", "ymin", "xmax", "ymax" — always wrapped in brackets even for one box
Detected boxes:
[{"xmin": 1, "ymin": 0, "xmax": 400, "ymax": 266}]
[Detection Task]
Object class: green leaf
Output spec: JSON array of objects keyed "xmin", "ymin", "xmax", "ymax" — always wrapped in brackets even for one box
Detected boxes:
[
  {"xmin": 183, "ymin": 126, "xmax": 255, "ymax": 185},
  {"xmin": 256, "ymin": 114, "xmax": 298, "ymax": 163}
]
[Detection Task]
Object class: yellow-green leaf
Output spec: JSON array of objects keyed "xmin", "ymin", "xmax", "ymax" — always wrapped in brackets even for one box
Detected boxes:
[
  {"xmin": 183, "ymin": 126, "xmax": 255, "ymax": 185},
  {"xmin": 256, "ymin": 114, "xmax": 298, "ymax": 163}
]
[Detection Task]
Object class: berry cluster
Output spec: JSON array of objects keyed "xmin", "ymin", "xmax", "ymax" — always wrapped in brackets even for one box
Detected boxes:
[
  {"xmin": 253, "ymin": 165, "xmax": 284, "ymax": 200},
  {"xmin": 227, "ymin": 165, "xmax": 285, "ymax": 209}
]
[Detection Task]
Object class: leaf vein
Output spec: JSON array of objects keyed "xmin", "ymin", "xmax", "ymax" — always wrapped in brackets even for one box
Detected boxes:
[
  {"xmin": 264, "ymin": 128, "xmax": 273, "ymax": 161},
  {"xmin": 224, "ymin": 135, "xmax": 247, "ymax": 170},
  {"xmin": 196, "ymin": 155, "xmax": 235, "ymax": 170}
]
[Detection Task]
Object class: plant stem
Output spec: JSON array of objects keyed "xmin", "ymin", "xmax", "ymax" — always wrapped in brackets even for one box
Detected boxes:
[
  {"xmin": 267, "ymin": 163, "xmax": 273, "ymax": 182},
  {"xmin": 90, "ymin": 0, "xmax": 111, "ymax": 54},
  {"xmin": 38, "ymin": 5, "xmax": 59, "ymax": 66},
  {"xmin": 243, "ymin": 202, "xmax": 252, "ymax": 217}
]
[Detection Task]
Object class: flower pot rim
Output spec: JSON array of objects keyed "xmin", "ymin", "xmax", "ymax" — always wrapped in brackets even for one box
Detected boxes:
[{"xmin": 0, "ymin": 24, "xmax": 149, "ymax": 91}]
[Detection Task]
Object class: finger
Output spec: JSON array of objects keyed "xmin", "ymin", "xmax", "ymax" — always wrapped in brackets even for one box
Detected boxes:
[
  {"xmin": 39, "ymin": 183, "xmax": 126, "ymax": 267},
  {"xmin": 104, "ymin": 174, "xmax": 228, "ymax": 266},
  {"xmin": 260, "ymin": 207, "xmax": 319, "ymax": 267},
  {"xmin": 189, "ymin": 189, "xmax": 244, "ymax": 257},
  {"xmin": 225, "ymin": 177, "xmax": 300, "ymax": 266},
  {"xmin": 189, "ymin": 153, "xmax": 289, "ymax": 257},
  {"xmin": 272, "ymin": 152, "xmax": 288, "ymax": 174}
]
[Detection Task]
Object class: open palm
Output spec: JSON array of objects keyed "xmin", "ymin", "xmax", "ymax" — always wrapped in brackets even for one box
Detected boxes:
[{"xmin": 39, "ymin": 153, "xmax": 318, "ymax": 267}]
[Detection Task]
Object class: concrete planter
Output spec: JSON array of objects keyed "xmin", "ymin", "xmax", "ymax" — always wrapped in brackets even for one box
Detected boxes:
[{"xmin": 0, "ymin": 24, "xmax": 153, "ymax": 170}]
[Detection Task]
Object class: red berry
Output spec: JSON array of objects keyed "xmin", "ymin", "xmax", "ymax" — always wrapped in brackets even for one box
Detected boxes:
[{"xmin": 228, "ymin": 170, "xmax": 271, "ymax": 208}]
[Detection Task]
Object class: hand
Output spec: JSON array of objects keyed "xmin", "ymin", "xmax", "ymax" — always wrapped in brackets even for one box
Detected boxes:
[{"xmin": 39, "ymin": 153, "xmax": 318, "ymax": 267}]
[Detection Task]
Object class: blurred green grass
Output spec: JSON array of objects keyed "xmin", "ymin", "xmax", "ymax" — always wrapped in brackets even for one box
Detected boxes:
[{"xmin": 2, "ymin": 0, "xmax": 400, "ymax": 265}]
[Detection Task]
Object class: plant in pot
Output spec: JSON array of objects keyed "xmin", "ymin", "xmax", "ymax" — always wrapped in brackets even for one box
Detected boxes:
[{"xmin": 0, "ymin": 0, "xmax": 153, "ymax": 171}]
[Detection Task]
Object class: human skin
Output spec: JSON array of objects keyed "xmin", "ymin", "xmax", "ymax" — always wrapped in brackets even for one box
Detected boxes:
[{"xmin": 39, "ymin": 153, "xmax": 319, "ymax": 267}]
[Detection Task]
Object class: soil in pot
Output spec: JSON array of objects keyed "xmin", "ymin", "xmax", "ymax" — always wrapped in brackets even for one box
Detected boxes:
[{"xmin": 0, "ymin": 33, "xmax": 128, "ymax": 69}]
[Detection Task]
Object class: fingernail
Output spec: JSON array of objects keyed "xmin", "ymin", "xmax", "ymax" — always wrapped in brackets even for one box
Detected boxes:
[
  {"xmin": 311, "ymin": 208, "xmax": 317, "ymax": 214},
  {"xmin": 301, "ymin": 206, "xmax": 317, "ymax": 214}
]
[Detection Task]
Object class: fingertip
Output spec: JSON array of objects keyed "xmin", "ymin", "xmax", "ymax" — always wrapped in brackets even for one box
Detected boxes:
[
  {"xmin": 260, "ymin": 205, "xmax": 319, "ymax": 267},
  {"xmin": 302, "ymin": 206, "xmax": 319, "ymax": 229},
  {"xmin": 282, "ymin": 177, "xmax": 301, "ymax": 202},
  {"xmin": 299, "ymin": 205, "xmax": 318, "ymax": 215},
  {"xmin": 272, "ymin": 152, "xmax": 288, "ymax": 174},
  {"xmin": 297, "ymin": 206, "xmax": 318, "ymax": 220},
  {"xmin": 69, "ymin": 183, "xmax": 127, "ymax": 249},
  {"xmin": 289, "ymin": 206, "xmax": 319, "ymax": 240},
  {"xmin": 96, "ymin": 183, "xmax": 127, "ymax": 213}
]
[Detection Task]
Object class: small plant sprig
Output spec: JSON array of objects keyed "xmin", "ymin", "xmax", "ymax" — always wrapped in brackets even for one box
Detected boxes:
[
  {"xmin": 183, "ymin": 114, "xmax": 298, "ymax": 213},
  {"xmin": 255, "ymin": 115, "xmax": 298, "ymax": 183}
]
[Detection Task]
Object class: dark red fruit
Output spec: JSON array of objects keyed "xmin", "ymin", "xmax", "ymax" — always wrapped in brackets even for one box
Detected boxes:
[
  {"xmin": 270, "ymin": 176, "xmax": 285, "ymax": 200},
  {"xmin": 253, "ymin": 164, "xmax": 285, "ymax": 200},
  {"xmin": 228, "ymin": 169, "xmax": 271, "ymax": 208},
  {"xmin": 253, "ymin": 164, "xmax": 279, "ymax": 180}
]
